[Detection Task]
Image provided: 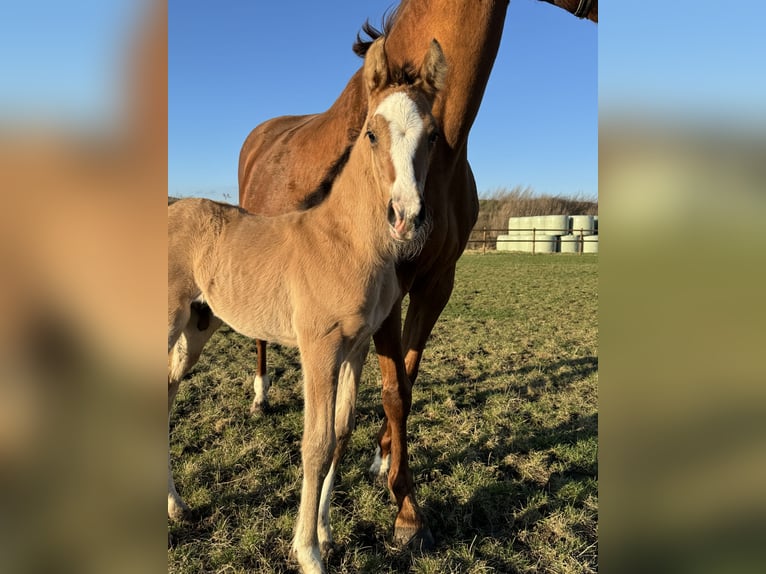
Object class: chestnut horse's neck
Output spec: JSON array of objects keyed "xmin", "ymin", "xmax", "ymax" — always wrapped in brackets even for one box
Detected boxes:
[
  {"xmin": 324, "ymin": 0, "xmax": 508, "ymax": 156},
  {"xmin": 383, "ymin": 0, "xmax": 509, "ymax": 153}
]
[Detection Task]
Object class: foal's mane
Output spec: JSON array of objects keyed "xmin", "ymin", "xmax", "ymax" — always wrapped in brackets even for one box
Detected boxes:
[
  {"xmin": 352, "ymin": 6, "xmax": 418, "ymax": 87},
  {"xmin": 299, "ymin": 5, "xmax": 417, "ymax": 212},
  {"xmin": 297, "ymin": 18, "xmax": 398, "ymax": 212},
  {"xmin": 299, "ymin": 143, "xmax": 353, "ymax": 210},
  {"xmin": 352, "ymin": 5, "xmax": 399, "ymax": 57}
]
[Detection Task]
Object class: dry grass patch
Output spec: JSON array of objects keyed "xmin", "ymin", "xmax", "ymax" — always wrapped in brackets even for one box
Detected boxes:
[{"xmin": 169, "ymin": 253, "xmax": 597, "ymax": 573}]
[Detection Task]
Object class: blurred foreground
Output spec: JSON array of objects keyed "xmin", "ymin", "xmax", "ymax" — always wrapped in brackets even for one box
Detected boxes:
[
  {"xmin": 600, "ymin": 115, "xmax": 766, "ymax": 573},
  {"xmin": 0, "ymin": 1, "xmax": 166, "ymax": 572}
]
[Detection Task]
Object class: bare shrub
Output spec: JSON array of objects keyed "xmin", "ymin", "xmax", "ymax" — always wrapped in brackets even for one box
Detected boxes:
[{"xmin": 471, "ymin": 186, "xmax": 598, "ymax": 248}]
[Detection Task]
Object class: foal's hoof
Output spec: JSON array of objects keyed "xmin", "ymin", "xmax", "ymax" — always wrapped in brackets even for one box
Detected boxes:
[
  {"xmin": 249, "ymin": 401, "xmax": 270, "ymax": 416},
  {"xmin": 393, "ymin": 524, "xmax": 435, "ymax": 553},
  {"xmin": 167, "ymin": 500, "xmax": 191, "ymax": 522},
  {"xmin": 320, "ymin": 540, "xmax": 337, "ymax": 562}
]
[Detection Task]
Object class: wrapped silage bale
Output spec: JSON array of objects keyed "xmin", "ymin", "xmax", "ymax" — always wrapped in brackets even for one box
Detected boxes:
[
  {"xmin": 559, "ymin": 234, "xmax": 581, "ymax": 253},
  {"xmin": 569, "ymin": 215, "xmax": 595, "ymax": 236},
  {"xmin": 582, "ymin": 235, "xmax": 599, "ymax": 253}
]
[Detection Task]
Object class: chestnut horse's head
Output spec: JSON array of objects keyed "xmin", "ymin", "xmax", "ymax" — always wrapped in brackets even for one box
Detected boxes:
[{"xmin": 361, "ymin": 37, "xmax": 446, "ymax": 254}]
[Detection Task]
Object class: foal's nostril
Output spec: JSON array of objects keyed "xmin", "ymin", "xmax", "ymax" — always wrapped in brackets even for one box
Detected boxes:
[
  {"xmin": 388, "ymin": 199, "xmax": 423, "ymax": 236},
  {"xmin": 414, "ymin": 204, "xmax": 426, "ymax": 228},
  {"xmin": 387, "ymin": 200, "xmax": 397, "ymax": 227}
]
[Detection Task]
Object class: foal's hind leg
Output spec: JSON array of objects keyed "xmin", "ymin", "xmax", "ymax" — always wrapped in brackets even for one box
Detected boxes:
[
  {"xmin": 249, "ymin": 339, "xmax": 271, "ymax": 414},
  {"xmin": 168, "ymin": 303, "xmax": 222, "ymax": 520}
]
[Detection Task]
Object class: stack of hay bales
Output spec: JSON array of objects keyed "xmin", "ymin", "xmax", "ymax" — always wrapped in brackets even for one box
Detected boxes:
[{"xmin": 496, "ymin": 213, "xmax": 598, "ymax": 253}]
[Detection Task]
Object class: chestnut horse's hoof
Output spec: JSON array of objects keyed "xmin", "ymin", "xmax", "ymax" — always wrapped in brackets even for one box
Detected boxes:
[
  {"xmin": 393, "ymin": 523, "xmax": 435, "ymax": 553},
  {"xmin": 370, "ymin": 470, "xmax": 388, "ymax": 489}
]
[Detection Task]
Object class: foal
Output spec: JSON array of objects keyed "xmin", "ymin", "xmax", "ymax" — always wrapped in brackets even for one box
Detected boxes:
[{"xmin": 168, "ymin": 37, "xmax": 446, "ymax": 574}]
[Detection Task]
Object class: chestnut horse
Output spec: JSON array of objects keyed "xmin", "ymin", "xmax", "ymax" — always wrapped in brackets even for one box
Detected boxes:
[
  {"xmin": 168, "ymin": 38, "xmax": 446, "ymax": 573},
  {"xmin": 238, "ymin": 0, "xmax": 597, "ymax": 547}
]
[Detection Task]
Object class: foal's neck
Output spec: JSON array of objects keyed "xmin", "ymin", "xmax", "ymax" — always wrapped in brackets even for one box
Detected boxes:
[{"xmin": 311, "ymin": 141, "xmax": 390, "ymax": 264}]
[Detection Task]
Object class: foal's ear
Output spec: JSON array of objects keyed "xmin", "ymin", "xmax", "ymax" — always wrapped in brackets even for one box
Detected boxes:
[
  {"xmin": 363, "ymin": 37, "xmax": 390, "ymax": 93},
  {"xmin": 419, "ymin": 39, "xmax": 447, "ymax": 96}
]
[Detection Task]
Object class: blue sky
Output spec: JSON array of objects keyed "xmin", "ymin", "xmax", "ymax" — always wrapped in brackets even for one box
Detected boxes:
[
  {"xmin": 599, "ymin": 1, "xmax": 766, "ymax": 127},
  {"xmin": 0, "ymin": 0, "xmax": 138, "ymax": 127},
  {"xmin": 2, "ymin": 1, "xmax": 763, "ymax": 201},
  {"xmin": 168, "ymin": 0, "xmax": 598, "ymax": 201}
]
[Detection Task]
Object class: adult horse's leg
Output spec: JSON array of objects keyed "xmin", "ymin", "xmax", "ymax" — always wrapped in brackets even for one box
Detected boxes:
[
  {"xmin": 168, "ymin": 303, "xmax": 222, "ymax": 520},
  {"xmin": 291, "ymin": 329, "xmax": 340, "ymax": 574},
  {"xmin": 250, "ymin": 339, "xmax": 271, "ymax": 414},
  {"xmin": 370, "ymin": 266, "xmax": 456, "ymax": 547},
  {"xmin": 372, "ymin": 299, "xmax": 433, "ymax": 549},
  {"xmin": 401, "ymin": 265, "xmax": 457, "ymax": 385},
  {"xmin": 317, "ymin": 341, "xmax": 368, "ymax": 555}
]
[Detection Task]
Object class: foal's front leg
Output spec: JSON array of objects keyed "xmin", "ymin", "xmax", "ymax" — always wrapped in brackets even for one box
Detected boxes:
[
  {"xmin": 317, "ymin": 340, "xmax": 369, "ymax": 555},
  {"xmin": 291, "ymin": 331, "xmax": 341, "ymax": 574}
]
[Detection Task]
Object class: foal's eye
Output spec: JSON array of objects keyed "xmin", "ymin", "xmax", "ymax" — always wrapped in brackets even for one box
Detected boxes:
[
  {"xmin": 428, "ymin": 131, "xmax": 440, "ymax": 146},
  {"xmin": 366, "ymin": 130, "xmax": 377, "ymax": 145}
]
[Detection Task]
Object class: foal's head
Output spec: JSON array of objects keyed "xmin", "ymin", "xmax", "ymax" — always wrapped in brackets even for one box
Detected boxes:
[{"xmin": 362, "ymin": 37, "xmax": 446, "ymax": 255}]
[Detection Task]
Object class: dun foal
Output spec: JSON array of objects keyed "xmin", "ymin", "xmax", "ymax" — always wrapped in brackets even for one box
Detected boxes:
[{"xmin": 168, "ymin": 38, "xmax": 446, "ymax": 574}]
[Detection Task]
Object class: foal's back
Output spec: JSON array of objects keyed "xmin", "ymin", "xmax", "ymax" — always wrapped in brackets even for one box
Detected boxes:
[
  {"xmin": 168, "ymin": 197, "xmax": 387, "ymax": 347},
  {"xmin": 168, "ymin": 198, "xmax": 246, "ymax": 291},
  {"xmin": 169, "ymin": 198, "xmax": 292, "ymax": 342}
]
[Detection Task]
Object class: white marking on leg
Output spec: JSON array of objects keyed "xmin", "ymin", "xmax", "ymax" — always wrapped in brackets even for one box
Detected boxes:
[
  {"xmin": 292, "ymin": 467, "xmax": 328, "ymax": 574},
  {"xmin": 369, "ymin": 445, "xmax": 391, "ymax": 478},
  {"xmin": 318, "ymin": 462, "xmax": 336, "ymax": 551},
  {"xmin": 290, "ymin": 541, "xmax": 324, "ymax": 574},
  {"xmin": 168, "ymin": 340, "xmax": 187, "ymax": 383},
  {"xmin": 168, "ymin": 403, "xmax": 189, "ymax": 519},
  {"xmin": 168, "ymin": 489, "xmax": 188, "ymax": 520},
  {"xmin": 250, "ymin": 373, "xmax": 271, "ymax": 412}
]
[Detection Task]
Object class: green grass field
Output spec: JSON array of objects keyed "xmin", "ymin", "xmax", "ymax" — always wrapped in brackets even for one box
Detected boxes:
[{"xmin": 168, "ymin": 253, "xmax": 598, "ymax": 573}]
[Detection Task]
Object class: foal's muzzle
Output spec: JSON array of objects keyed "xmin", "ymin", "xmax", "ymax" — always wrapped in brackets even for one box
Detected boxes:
[{"xmin": 388, "ymin": 199, "xmax": 425, "ymax": 242}]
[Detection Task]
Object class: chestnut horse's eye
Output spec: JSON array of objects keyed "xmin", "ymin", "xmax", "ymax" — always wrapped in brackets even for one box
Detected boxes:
[{"xmin": 366, "ymin": 130, "xmax": 377, "ymax": 145}]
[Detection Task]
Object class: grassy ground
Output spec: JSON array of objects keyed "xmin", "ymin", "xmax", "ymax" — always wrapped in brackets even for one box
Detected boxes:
[{"xmin": 168, "ymin": 253, "xmax": 598, "ymax": 573}]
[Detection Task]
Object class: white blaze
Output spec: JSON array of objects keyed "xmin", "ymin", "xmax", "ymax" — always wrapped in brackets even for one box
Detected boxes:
[{"xmin": 374, "ymin": 91, "xmax": 425, "ymax": 220}]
